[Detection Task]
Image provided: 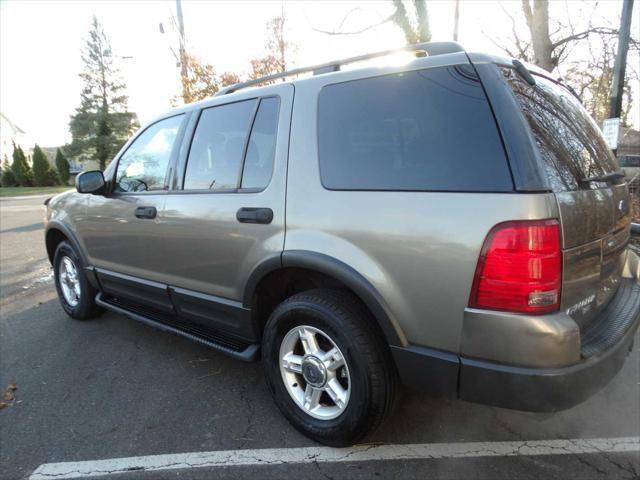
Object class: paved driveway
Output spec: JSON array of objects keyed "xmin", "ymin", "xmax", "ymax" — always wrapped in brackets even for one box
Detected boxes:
[{"xmin": 1, "ymin": 195, "xmax": 639, "ymax": 479}]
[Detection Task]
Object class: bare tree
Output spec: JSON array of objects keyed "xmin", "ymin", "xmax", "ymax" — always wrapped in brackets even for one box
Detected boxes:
[
  {"xmin": 521, "ymin": 0, "xmax": 554, "ymax": 71},
  {"xmin": 249, "ymin": 11, "xmax": 297, "ymax": 81},
  {"xmin": 490, "ymin": 0, "xmax": 637, "ymax": 72},
  {"xmin": 563, "ymin": 31, "xmax": 637, "ymax": 126},
  {"xmin": 313, "ymin": 1, "xmax": 431, "ymax": 45},
  {"xmin": 486, "ymin": 1, "xmax": 639, "ymax": 127}
]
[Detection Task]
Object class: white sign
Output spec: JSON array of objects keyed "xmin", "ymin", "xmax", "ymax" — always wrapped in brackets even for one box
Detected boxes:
[{"xmin": 602, "ymin": 118, "xmax": 620, "ymax": 150}]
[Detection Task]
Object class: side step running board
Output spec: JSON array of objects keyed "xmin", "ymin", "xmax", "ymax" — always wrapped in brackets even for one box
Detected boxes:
[{"xmin": 95, "ymin": 293, "xmax": 260, "ymax": 362}]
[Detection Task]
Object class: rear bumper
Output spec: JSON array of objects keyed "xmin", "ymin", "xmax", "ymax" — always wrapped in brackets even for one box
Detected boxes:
[
  {"xmin": 393, "ymin": 278, "xmax": 640, "ymax": 412},
  {"xmin": 459, "ymin": 315, "xmax": 638, "ymax": 412},
  {"xmin": 461, "ymin": 279, "xmax": 640, "ymax": 411}
]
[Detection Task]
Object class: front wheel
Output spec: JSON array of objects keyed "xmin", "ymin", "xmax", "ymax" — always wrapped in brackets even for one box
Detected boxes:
[
  {"xmin": 262, "ymin": 289, "xmax": 396, "ymax": 446},
  {"xmin": 53, "ymin": 241, "xmax": 103, "ymax": 320}
]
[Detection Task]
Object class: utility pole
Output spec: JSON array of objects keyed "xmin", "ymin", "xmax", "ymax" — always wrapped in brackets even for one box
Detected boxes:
[
  {"xmin": 176, "ymin": 0, "xmax": 190, "ymax": 103},
  {"xmin": 609, "ymin": 0, "xmax": 634, "ymax": 120},
  {"xmin": 453, "ymin": 0, "xmax": 460, "ymax": 42}
]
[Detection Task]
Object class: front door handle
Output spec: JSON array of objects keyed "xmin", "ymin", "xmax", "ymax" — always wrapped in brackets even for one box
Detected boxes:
[
  {"xmin": 134, "ymin": 206, "xmax": 157, "ymax": 219},
  {"xmin": 236, "ymin": 207, "xmax": 273, "ymax": 224}
]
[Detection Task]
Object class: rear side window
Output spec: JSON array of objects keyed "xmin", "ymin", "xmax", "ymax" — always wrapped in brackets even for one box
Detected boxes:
[
  {"xmin": 318, "ymin": 65, "xmax": 512, "ymax": 192},
  {"xmin": 184, "ymin": 97, "xmax": 280, "ymax": 191},
  {"xmin": 184, "ymin": 100, "xmax": 257, "ymax": 190},
  {"xmin": 242, "ymin": 97, "xmax": 280, "ymax": 189},
  {"xmin": 502, "ymin": 68, "xmax": 618, "ymax": 191}
]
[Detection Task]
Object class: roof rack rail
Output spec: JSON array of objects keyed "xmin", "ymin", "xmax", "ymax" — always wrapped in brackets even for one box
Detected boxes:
[{"xmin": 216, "ymin": 41, "xmax": 464, "ymax": 96}]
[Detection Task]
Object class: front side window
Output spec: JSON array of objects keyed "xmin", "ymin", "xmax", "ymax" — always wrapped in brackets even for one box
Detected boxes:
[
  {"xmin": 115, "ymin": 115, "xmax": 183, "ymax": 193},
  {"xmin": 318, "ymin": 65, "xmax": 512, "ymax": 191},
  {"xmin": 184, "ymin": 100, "xmax": 257, "ymax": 190}
]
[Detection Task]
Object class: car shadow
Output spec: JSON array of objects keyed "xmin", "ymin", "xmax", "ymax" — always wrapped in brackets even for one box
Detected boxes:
[{"xmin": 0, "ymin": 222, "xmax": 43, "ymax": 234}]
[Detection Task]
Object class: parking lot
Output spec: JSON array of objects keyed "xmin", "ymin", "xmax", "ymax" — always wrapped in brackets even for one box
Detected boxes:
[{"xmin": 1, "ymin": 194, "xmax": 639, "ymax": 480}]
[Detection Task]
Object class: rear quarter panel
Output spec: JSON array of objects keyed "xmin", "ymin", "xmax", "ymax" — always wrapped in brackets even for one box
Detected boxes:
[{"xmin": 286, "ymin": 62, "xmax": 560, "ymax": 352}]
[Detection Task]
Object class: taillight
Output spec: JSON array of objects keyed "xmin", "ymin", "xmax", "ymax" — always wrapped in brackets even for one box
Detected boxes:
[{"xmin": 469, "ymin": 219, "xmax": 562, "ymax": 314}]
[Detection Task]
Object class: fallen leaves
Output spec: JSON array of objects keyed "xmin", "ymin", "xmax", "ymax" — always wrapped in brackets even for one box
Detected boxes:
[{"xmin": 0, "ymin": 383, "xmax": 18, "ymax": 409}]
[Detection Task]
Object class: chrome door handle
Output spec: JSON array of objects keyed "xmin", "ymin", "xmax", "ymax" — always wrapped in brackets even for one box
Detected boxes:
[
  {"xmin": 236, "ymin": 207, "xmax": 273, "ymax": 224},
  {"xmin": 134, "ymin": 206, "xmax": 157, "ymax": 219}
]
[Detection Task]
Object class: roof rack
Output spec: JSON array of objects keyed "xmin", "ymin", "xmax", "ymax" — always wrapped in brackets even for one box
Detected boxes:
[{"xmin": 216, "ymin": 41, "xmax": 464, "ymax": 96}]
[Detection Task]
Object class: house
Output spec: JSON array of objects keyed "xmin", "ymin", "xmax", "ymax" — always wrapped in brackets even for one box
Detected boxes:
[{"xmin": 0, "ymin": 113, "xmax": 34, "ymax": 162}]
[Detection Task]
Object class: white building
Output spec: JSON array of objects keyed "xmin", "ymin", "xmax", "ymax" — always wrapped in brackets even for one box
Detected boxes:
[{"xmin": 0, "ymin": 113, "xmax": 34, "ymax": 163}]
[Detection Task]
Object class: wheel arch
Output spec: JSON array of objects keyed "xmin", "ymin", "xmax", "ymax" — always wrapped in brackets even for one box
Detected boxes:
[
  {"xmin": 244, "ymin": 250, "xmax": 407, "ymax": 347},
  {"xmin": 45, "ymin": 222, "xmax": 88, "ymax": 267}
]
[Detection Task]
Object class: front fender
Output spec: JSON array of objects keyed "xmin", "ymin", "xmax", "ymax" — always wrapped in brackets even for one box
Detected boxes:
[{"xmin": 45, "ymin": 220, "xmax": 88, "ymax": 267}]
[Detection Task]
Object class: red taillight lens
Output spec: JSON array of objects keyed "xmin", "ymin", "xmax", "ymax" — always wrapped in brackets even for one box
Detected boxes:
[{"xmin": 469, "ymin": 219, "xmax": 562, "ymax": 314}]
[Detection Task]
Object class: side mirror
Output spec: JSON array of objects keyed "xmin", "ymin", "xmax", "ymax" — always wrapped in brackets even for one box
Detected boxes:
[{"xmin": 76, "ymin": 170, "xmax": 106, "ymax": 195}]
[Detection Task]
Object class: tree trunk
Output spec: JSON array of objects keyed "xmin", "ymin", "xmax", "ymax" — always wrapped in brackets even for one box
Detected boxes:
[
  {"xmin": 392, "ymin": 0, "xmax": 418, "ymax": 44},
  {"xmin": 391, "ymin": 0, "xmax": 431, "ymax": 44},
  {"xmin": 414, "ymin": 0, "xmax": 431, "ymax": 42},
  {"xmin": 522, "ymin": 0, "xmax": 555, "ymax": 71}
]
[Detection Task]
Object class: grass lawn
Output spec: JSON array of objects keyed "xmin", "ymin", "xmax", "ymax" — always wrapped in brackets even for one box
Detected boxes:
[{"xmin": 0, "ymin": 186, "xmax": 72, "ymax": 197}]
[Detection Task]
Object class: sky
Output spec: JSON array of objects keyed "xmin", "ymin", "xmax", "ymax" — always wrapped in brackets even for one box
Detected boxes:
[{"xmin": 1, "ymin": 0, "xmax": 638, "ymax": 148}]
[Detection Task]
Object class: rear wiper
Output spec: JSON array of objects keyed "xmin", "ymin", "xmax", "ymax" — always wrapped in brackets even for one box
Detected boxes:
[
  {"xmin": 512, "ymin": 59, "xmax": 536, "ymax": 86},
  {"xmin": 580, "ymin": 170, "xmax": 626, "ymax": 183}
]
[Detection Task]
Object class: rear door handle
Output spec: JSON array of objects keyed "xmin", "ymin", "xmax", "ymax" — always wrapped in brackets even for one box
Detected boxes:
[
  {"xmin": 134, "ymin": 206, "xmax": 157, "ymax": 219},
  {"xmin": 236, "ymin": 207, "xmax": 273, "ymax": 224}
]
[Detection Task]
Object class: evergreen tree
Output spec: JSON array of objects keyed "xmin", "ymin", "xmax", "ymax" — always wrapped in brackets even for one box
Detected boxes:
[
  {"xmin": 55, "ymin": 148, "xmax": 71, "ymax": 184},
  {"xmin": 11, "ymin": 143, "xmax": 32, "ymax": 186},
  {"xmin": 69, "ymin": 16, "xmax": 139, "ymax": 170},
  {"xmin": 32, "ymin": 145, "xmax": 52, "ymax": 186},
  {"xmin": 0, "ymin": 156, "xmax": 16, "ymax": 187},
  {"xmin": 47, "ymin": 169, "xmax": 60, "ymax": 186}
]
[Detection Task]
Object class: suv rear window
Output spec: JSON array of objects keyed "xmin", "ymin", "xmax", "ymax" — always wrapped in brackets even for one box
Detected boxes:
[
  {"xmin": 502, "ymin": 68, "xmax": 618, "ymax": 191},
  {"xmin": 318, "ymin": 65, "xmax": 513, "ymax": 192}
]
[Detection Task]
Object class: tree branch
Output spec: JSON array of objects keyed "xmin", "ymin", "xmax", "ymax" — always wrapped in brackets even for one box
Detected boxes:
[
  {"xmin": 311, "ymin": 12, "xmax": 395, "ymax": 36},
  {"xmin": 552, "ymin": 26, "xmax": 619, "ymax": 48},
  {"xmin": 499, "ymin": 2, "xmax": 530, "ymax": 59}
]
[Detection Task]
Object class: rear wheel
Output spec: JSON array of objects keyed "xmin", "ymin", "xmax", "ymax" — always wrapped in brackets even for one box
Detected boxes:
[
  {"xmin": 262, "ymin": 289, "xmax": 396, "ymax": 446},
  {"xmin": 53, "ymin": 241, "xmax": 103, "ymax": 320}
]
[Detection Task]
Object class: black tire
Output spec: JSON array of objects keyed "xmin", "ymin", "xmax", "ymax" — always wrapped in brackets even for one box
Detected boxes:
[
  {"xmin": 262, "ymin": 288, "xmax": 396, "ymax": 446},
  {"xmin": 53, "ymin": 241, "xmax": 103, "ymax": 320}
]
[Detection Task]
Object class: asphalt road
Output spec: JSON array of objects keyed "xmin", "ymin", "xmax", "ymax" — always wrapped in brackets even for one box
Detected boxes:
[{"xmin": 1, "ymin": 194, "xmax": 639, "ymax": 480}]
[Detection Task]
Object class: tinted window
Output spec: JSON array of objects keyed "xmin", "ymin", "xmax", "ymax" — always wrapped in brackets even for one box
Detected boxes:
[
  {"xmin": 318, "ymin": 65, "xmax": 512, "ymax": 191},
  {"xmin": 115, "ymin": 115, "xmax": 183, "ymax": 193},
  {"xmin": 184, "ymin": 100, "xmax": 257, "ymax": 190},
  {"xmin": 619, "ymin": 156, "xmax": 640, "ymax": 168},
  {"xmin": 241, "ymin": 97, "xmax": 280, "ymax": 189},
  {"xmin": 502, "ymin": 68, "xmax": 618, "ymax": 191}
]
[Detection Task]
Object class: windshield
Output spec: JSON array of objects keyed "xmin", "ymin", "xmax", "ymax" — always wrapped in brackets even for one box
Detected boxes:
[{"xmin": 502, "ymin": 67, "xmax": 618, "ymax": 191}]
